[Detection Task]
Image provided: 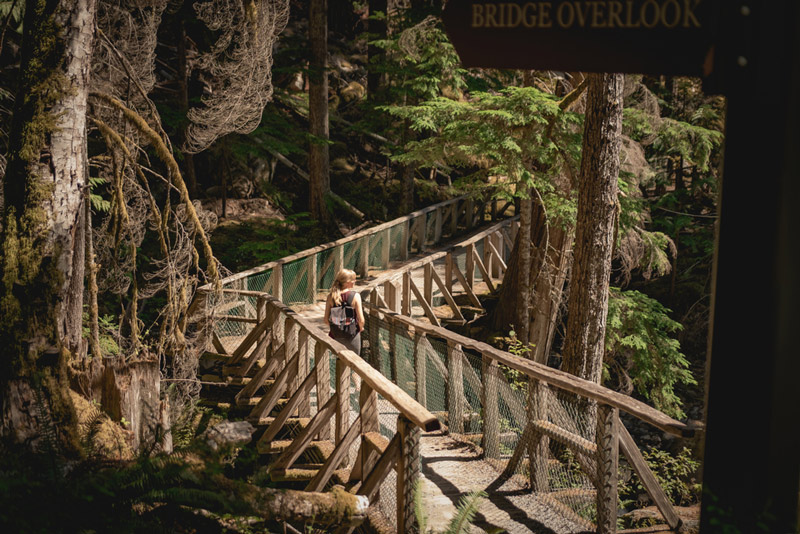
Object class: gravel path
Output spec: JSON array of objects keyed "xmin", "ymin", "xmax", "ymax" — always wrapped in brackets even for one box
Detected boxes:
[{"xmin": 420, "ymin": 432, "xmax": 591, "ymax": 534}]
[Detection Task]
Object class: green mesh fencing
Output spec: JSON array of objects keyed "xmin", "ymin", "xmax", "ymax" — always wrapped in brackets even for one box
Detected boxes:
[
  {"xmin": 282, "ymin": 258, "xmax": 311, "ymax": 305},
  {"xmin": 316, "ymin": 249, "xmax": 336, "ymax": 293}
]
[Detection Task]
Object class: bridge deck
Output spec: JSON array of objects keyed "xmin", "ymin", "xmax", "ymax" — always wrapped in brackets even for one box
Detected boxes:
[{"xmin": 286, "ymin": 244, "xmax": 589, "ymax": 534}]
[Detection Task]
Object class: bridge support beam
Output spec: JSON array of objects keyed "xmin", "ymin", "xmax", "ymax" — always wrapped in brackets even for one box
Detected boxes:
[{"xmin": 397, "ymin": 415, "xmax": 420, "ymax": 534}]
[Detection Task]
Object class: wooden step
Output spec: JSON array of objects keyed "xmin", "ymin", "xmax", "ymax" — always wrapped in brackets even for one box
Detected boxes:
[
  {"xmin": 260, "ymin": 439, "xmax": 335, "ymax": 459},
  {"xmin": 270, "ymin": 465, "xmax": 350, "ymax": 485}
]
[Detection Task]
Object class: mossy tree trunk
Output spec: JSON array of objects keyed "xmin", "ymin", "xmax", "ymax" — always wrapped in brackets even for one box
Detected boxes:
[
  {"xmin": 0, "ymin": 0, "xmax": 99, "ymax": 455},
  {"xmin": 561, "ymin": 72, "xmax": 624, "ymax": 384}
]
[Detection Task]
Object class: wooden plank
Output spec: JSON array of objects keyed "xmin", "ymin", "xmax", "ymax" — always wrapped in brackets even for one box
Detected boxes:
[
  {"xmin": 447, "ymin": 342, "xmax": 465, "ymax": 434},
  {"xmin": 429, "ymin": 263, "xmax": 465, "ymax": 321},
  {"xmin": 297, "ymin": 330, "xmax": 311, "ymax": 418},
  {"xmin": 358, "ymin": 434, "xmax": 401, "ymax": 502},
  {"xmin": 247, "ymin": 350, "xmax": 299, "ymax": 424},
  {"xmin": 235, "ymin": 333, "xmax": 272, "ymax": 378},
  {"xmin": 408, "ymin": 276, "xmax": 441, "ymax": 327},
  {"xmin": 401, "ymin": 271, "xmax": 411, "ymax": 316},
  {"xmin": 434, "ymin": 206, "xmax": 443, "ymax": 244},
  {"xmin": 423, "ymin": 263, "xmax": 433, "ymax": 306},
  {"xmin": 397, "ymin": 415, "xmax": 420, "ymax": 533},
  {"xmin": 445, "ymin": 252, "xmax": 454, "ymax": 295},
  {"xmin": 229, "ymin": 315, "xmax": 271, "ymax": 365},
  {"xmin": 400, "ymin": 219, "xmax": 410, "ymax": 260},
  {"xmin": 451, "ymin": 260, "xmax": 482, "ymax": 308},
  {"xmin": 272, "ymin": 264, "xmax": 283, "ymax": 301},
  {"xmin": 306, "ymin": 413, "xmax": 363, "ymax": 492},
  {"xmin": 212, "ymin": 330, "xmax": 229, "ymax": 355},
  {"xmin": 472, "ymin": 246, "xmax": 497, "ymax": 293},
  {"xmin": 381, "ymin": 228, "xmax": 390, "ymax": 269},
  {"xmin": 488, "ymin": 236, "xmax": 507, "ymax": 273},
  {"xmin": 414, "ymin": 334, "xmax": 428, "ymax": 407},
  {"xmin": 212, "ymin": 315, "xmax": 259, "ymax": 324},
  {"xmin": 315, "ymin": 342, "xmax": 332, "ymax": 440},
  {"xmin": 359, "ymin": 236, "xmax": 369, "ymax": 277},
  {"xmin": 308, "ymin": 254, "xmax": 318, "ymax": 301},
  {"xmin": 336, "ymin": 358, "xmax": 351, "ymax": 447},
  {"xmin": 466, "ymin": 243, "xmax": 475, "ymax": 287},
  {"xmin": 270, "ymin": 395, "xmax": 337, "ymax": 468},
  {"xmin": 235, "ymin": 345, "xmax": 283, "ymax": 406},
  {"xmin": 482, "ymin": 354, "xmax": 501, "ymax": 459},
  {"xmin": 619, "ymin": 419, "xmax": 682, "ymax": 530},
  {"xmin": 596, "ymin": 404, "xmax": 619, "ymax": 534},
  {"xmin": 258, "ymin": 364, "xmax": 319, "ymax": 446},
  {"xmin": 531, "ymin": 419, "xmax": 597, "ymax": 457},
  {"xmin": 417, "ymin": 213, "xmax": 427, "ymax": 252}
]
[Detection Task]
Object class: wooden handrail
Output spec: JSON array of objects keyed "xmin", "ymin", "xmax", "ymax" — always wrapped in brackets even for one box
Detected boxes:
[
  {"xmin": 366, "ymin": 305, "xmax": 701, "ymax": 438},
  {"xmin": 208, "ymin": 290, "xmax": 441, "ymax": 433}
]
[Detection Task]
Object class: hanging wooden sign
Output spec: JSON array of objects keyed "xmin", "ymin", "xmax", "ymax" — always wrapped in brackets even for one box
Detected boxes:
[{"xmin": 441, "ymin": 0, "xmax": 720, "ymax": 76}]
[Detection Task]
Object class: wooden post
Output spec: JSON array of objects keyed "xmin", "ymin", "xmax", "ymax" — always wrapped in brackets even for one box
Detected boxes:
[
  {"xmin": 335, "ymin": 245, "xmax": 344, "ymax": 274},
  {"xmin": 397, "ymin": 416, "xmax": 420, "ymax": 534},
  {"xmin": 466, "ymin": 198, "xmax": 475, "ymax": 229},
  {"xmin": 417, "ymin": 214, "xmax": 427, "ymax": 253},
  {"xmin": 423, "ymin": 263, "xmax": 433, "ymax": 308},
  {"xmin": 297, "ymin": 330, "xmax": 311, "ymax": 417},
  {"xmin": 445, "ymin": 253, "xmax": 453, "ymax": 295},
  {"xmin": 401, "ymin": 271, "xmax": 411, "ymax": 316},
  {"xmin": 401, "ymin": 219, "xmax": 410, "ymax": 260},
  {"xmin": 336, "ymin": 358, "xmax": 351, "ymax": 451},
  {"xmin": 447, "ymin": 341, "xmax": 464, "ymax": 434},
  {"xmin": 414, "ymin": 333, "xmax": 428, "ymax": 408},
  {"xmin": 466, "ymin": 243, "xmax": 475, "ymax": 288},
  {"xmin": 596, "ymin": 403, "xmax": 619, "ymax": 534},
  {"xmin": 369, "ymin": 292, "xmax": 383, "ymax": 375},
  {"xmin": 384, "ymin": 280, "xmax": 398, "ymax": 314},
  {"xmin": 358, "ymin": 383, "xmax": 380, "ymax": 483},
  {"xmin": 381, "ymin": 228, "xmax": 390, "ymax": 269},
  {"xmin": 272, "ymin": 264, "xmax": 283, "ymax": 301},
  {"xmin": 434, "ymin": 206, "xmax": 443, "ymax": 244},
  {"xmin": 491, "ymin": 232, "xmax": 502, "ymax": 278},
  {"xmin": 359, "ymin": 236, "xmax": 369, "ymax": 277},
  {"xmin": 315, "ymin": 342, "xmax": 331, "ymax": 440},
  {"xmin": 483, "ymin": 236, "xmax": 493, "ymax": 281},
  {"xmin": 308, "ymin": 254, "xmax": 318, "ymax": 303},
  {"xmin": 482, "ymin": 353, "xmax": 500, "ymax": 459},
  {"xmin": 528, "ymin": 380, "xmax": 550, "ymax": 492}
]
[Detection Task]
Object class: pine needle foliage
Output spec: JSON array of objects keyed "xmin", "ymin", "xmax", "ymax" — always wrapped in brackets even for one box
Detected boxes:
[
  {"xmin": 605, "ymin": 288, "xmax": 696, "ymax": 418},
  {"xmin": 384, "ymin": 86, "xmax": 582, "ymax": 217}
]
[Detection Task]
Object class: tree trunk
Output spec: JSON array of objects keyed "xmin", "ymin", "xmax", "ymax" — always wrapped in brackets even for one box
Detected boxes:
[
  {"xmin": 367, "ymin": 0, "xmax": 387, "ymax": 99},
  {"xmin": 516, "ymin": 192, "xmax": 533, "ymax": 344},
  {"xmin": 560, "ymin": 73, "xmax": 624, "ymax": 384},
  {"xmin": 528, "ymin": 220, "xmax": 573, "ymax": 364},
  {"xmin": 0, "ymin": 0, "xmax": 99, "ymax": 455},
  {"xmin": 309, "ymin": 0, "xmax": 331, "ymax": 222}
]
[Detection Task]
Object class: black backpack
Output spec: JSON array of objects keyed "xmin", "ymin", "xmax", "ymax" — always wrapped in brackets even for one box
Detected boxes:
[{"xmin": 329, "ymin": 291, "xmax": 358, "ymax": 338}]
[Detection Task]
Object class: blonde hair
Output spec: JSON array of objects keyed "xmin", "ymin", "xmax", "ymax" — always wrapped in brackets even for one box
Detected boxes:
[{"xmin": 329, "ymin": 269, "xmax": 356, "ymax": 306}]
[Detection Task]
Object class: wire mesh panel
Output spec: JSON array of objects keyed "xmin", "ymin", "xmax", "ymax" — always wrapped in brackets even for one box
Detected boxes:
[
  {"xmin": 316, "ymin": 249, "xmax": 336, "ymax": 292},
  {"xmin": 282, "ymin": 258, "xmax": 310, "ymax": 305},
  {"xmin": 368, "ymin": 230, "xmax": 386, "ymax": 269},
  {"xmin": 388, "ymin": 224, "xmax": 407, "ymax": 262}
]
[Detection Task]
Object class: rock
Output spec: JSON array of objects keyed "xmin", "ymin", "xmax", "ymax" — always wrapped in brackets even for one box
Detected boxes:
[{"xmin": 203, "ymin": 420, "xmax": 256, "ymax": 451}]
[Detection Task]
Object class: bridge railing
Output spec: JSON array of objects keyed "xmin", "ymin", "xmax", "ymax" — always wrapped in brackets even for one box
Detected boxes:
[
  {"xmin": 362, "ymin": 303, "xmax": 701, "ymax": 533},
  {"xmin": 202, "ymin": 192, "xmax": 512, "ymax": 304},
  {"xmin": 199, "ymin": 288, "xmax": 440, "ymax": 533}
]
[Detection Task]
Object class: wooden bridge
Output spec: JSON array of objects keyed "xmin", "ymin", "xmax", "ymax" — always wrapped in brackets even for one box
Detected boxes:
[{"xmin": 194, "ymin": 195, "xmax": 700, "ymax": 534}]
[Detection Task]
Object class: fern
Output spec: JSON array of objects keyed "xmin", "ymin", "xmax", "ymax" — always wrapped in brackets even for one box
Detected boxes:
[{"xmin": 444, "ymin": 490, "xmax": 487, "ymax": 534}]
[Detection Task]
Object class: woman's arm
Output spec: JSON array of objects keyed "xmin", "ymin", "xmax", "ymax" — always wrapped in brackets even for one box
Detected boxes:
[{"xmin": 353, "ymin": 293, "xmax": 366, "ymax": 332}]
